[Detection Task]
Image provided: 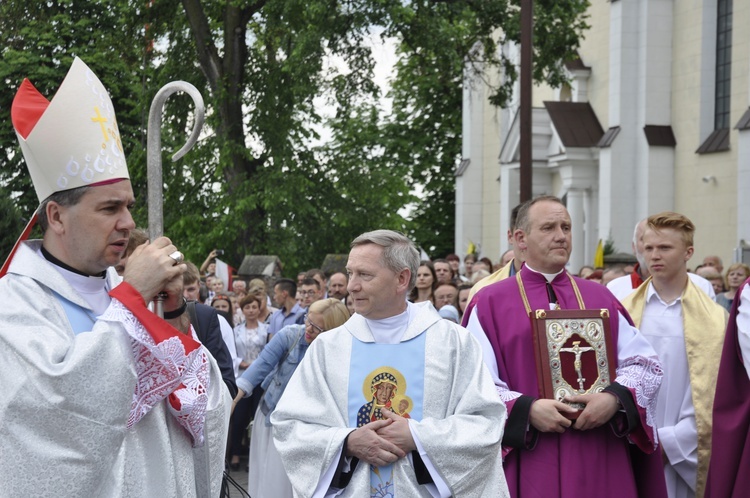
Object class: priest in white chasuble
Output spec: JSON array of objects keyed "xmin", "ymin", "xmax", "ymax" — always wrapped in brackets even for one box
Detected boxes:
[{"xmin": 272, "ymin": 230, "xmax": 509, "ymax": 497}]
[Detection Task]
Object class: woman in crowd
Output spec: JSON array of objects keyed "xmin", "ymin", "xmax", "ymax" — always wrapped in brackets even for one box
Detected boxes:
[
  {"xmin": 463, "ymin": 253, "xmax": 476, "ymax": 281},
  {"xmin": 716, "ymin": 263, "xmax": 750, "ymax": 311},
  {"xmin": 345, "ymin": 294, "xmax": 355, "ymax": 316},
  {"xmin": 457, "ymin": 283, "xmax": 473, "ymax": 321},
  {"xmin": 230, "ymin": 293, "xmax": 244, "ymax": 326},
  {"xmin": 408, "ymin": 260, "xmax": 437, "ymax": 304},
  {"xmin": 471, "ymin": 269, "xmax": 490, "ymax": 285},
  {"xmin": 211, "ymin": 293, "xmax": 235, "ymax": 328},
  {"xmin": 229, "ymin": 294, "xmax": 270, "ymax": 470},
  {"xmin": 479, "ymin": 256, "xmax": 495, "ymax": 274},
  {"xmin": 234, "ymin": 298, "xmax": 350, "ymax": 497},
  {"xmin": 248, "ymin": 279, "xmax": 276, "ymax": 323}
]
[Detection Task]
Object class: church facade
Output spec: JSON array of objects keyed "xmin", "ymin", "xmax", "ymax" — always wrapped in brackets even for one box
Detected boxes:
[{"xmin": 456, "ymin": 0, "xmax": 749, "ymax": 272}]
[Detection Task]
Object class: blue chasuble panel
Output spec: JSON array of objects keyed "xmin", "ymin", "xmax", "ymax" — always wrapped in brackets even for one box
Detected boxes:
[{"xmin": 348, "ymin": 333, "xmax": 426, "ymax": 498}]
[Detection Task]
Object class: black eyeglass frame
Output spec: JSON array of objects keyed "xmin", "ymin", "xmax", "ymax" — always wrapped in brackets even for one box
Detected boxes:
[{"xmin": 305, "ymin": 314, "xmax": 325, "ymax": 334}]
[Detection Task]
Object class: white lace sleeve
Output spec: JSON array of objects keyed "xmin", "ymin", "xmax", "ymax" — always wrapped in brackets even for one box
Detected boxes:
[
  {"xmin": 614, "ymin": 311, "xmax": 663, "ymax": 439},
  {"xmin": 100, "ymin": 299, "xmax": 210, "ymax": 447}
]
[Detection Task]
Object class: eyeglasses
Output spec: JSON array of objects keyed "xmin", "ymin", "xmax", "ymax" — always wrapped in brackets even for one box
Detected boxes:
[
  {"xmin": 299, "ymin": 290, "xmax": 318, "ymax": 297},
  {"xmin": 305, "ymin": 315, "xmax": 325, "ymax": 334}
]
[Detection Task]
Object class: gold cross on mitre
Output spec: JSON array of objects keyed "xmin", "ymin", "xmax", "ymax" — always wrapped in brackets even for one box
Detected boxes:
[{"xmin": 91, "ymin": 107, "xmax": 109, "ymax": 142}]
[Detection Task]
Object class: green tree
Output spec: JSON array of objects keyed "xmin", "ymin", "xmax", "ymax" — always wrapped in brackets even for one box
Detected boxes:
[
  {"xmin": 0, "ymin": 187, "xmax": 25, "ymax": 259},
  {"xmin": 0, "ymin": 0, "xmax": 589, "ymax": 274}
]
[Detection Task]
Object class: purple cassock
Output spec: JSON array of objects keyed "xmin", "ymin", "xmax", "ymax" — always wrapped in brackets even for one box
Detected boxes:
[
  {"xmin": 705, "ymin": 280, "xmax": 750, "ymax": 497},
  {"xmin": 463, "ymin": 267, "xmax": 667, "ymax": 498}
]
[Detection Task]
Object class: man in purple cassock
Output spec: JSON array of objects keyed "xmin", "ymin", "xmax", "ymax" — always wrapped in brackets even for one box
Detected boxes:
[
  {"xmin": 705, "ymin": 276, "xmax": 750, "ymax": 497},
  {"xmin": 463, "ymin": 196, "xmax": 668, "ymax": 498}
]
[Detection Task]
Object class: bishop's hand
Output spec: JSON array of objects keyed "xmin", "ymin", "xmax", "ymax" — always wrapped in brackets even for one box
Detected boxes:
[{"xmin": 122, "ymin": 237, "xmax": 186, "ymax": 305}]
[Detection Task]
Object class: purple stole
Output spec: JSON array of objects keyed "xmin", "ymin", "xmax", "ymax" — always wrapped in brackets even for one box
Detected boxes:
[
  {"xmin": 466, "ymin": 268, "xmax": 666, "ymax": 498},
  {"xmin": 705, "ymin": 279, "xmax": 750, "ymax": 497}
]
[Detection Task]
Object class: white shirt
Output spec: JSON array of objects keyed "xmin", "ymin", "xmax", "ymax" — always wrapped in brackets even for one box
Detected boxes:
[{"xmin": 639, "ymin": 284, "xmax": 697, "ymax": 498}]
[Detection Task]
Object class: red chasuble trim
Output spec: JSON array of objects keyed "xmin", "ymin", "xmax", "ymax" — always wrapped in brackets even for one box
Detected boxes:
[
  {"xmin": 0, "ymin": 212, "xmax": 39, "ymax": 280},
  {"xmin": 109, "ymin": 282, "xmax": 201, "ymax": 354}
]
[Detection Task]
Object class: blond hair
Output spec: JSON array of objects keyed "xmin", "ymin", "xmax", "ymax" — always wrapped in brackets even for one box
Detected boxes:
[
  {"xmin": 646, "ymin": 212, "xmax": 695, "ymax": 247},
  {"xmin": 308, "ymin": 298, "xmax": 350, "ymax": 331}
]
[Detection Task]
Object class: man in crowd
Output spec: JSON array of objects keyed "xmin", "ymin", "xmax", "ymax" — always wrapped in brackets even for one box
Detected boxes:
[
  {"xmin": 232, "ymin": 278, "xmax": 247, "ymax": 295},
  {"xmin": 0, "ymin": 57, "xmax": 230, "ymax": 496},
  {"xmin": 306, "ymin": 268, "xmax": 328, "ymax": 298},
  {"xmin": 702, "ymin": 255, "xmax": 724, "ymax": 275},
  {"xmin": 607, "ymin": 219, "xmax": 715, "ymax": 301},
  {"xmin": 204, "ymin": 274, "xmax": 217, "ymax": 303},
  {"xmin": 468, "ymin": 203, "xmax": 525, "ymax": 300},
  {"xmin": 621, "ymin": 212, "xmax": 726, "ymax": 497},
  {"xmin": 499, "ymin": 249, "xmax": 514, "ymax": 269},
  {"xmin": 463, "ymin": 195, "xmax": 666, "ymax": 497},
  {"xmin": 269, "ymin": 278, "xmax": 306, "ymax": 335},
  {"xmin": 183, "ymin": 261, "xmax": 241, "ymax": 384},
  {"xmin": 434, "ymin": 282, "xmax": 458, "ymax": 310},
  {"xmin": 299, "ymin": 277, "xmax": 323, "ymax": 308},
  {"xmin": 272, "ymin": 230, "xmax": 508, "ymax": 496},
  {"xmin": 328, "ymin": 271, "xmax": 349, "ymax": 301},
  {"xmin": 433, "ymin": 258, "xmax": 453, "ymax": 285},
  {"xmin": 696, "ymin": 266, "xmax": 725, "ymax": 295},
  {"xmin": 602, "ymin": 266, "xmax": 627, "ymax": 286}
]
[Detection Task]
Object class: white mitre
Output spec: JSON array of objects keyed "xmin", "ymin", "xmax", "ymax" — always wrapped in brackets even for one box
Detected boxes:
[{"xmin": 11, "ymin": 57, "xmax": 130, "ymax": 203}]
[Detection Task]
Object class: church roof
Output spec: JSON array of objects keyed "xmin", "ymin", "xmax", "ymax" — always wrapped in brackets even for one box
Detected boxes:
[
  {"xmin": 237, "ymin": 255, "xmax": 282, "ymax": 277},
  {"xmin": 544, "ymin": 101, "xmax": 604, "ymax": 148}
]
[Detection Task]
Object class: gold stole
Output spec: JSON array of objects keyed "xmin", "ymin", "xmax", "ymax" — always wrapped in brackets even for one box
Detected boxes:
[
  {"xmin": 622, "ymin": 277, "xmax": 727, "ymax": 497},
  {"xmin": 468, "ymin": 259, "xmax": 514, "ymax": 301}
]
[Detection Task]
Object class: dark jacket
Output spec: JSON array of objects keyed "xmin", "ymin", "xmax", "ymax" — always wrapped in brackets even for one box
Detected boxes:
[{"xmin": 188, "ymin": 301, "xmax": 238, "ymax": 398}]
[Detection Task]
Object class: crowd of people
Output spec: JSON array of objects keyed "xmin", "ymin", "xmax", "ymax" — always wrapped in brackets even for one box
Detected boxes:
[{"xmin": 5, "ymin": 56, "xmax": 750, "ymax": 498}]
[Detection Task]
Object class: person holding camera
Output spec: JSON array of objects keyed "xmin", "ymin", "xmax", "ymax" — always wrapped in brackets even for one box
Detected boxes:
[{"xmin": 200, "ymin": 248, "xmax": 225, "ymax": 277}]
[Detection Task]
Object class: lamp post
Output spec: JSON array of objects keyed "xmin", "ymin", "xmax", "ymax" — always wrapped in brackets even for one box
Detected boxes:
[{"xmin": 520, "ymin": 0, "xmax": 533, "ymax": 202}]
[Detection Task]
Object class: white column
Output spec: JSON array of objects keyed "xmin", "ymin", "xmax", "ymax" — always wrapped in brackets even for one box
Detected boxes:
[
  {"xmin": 567, "ymin": 188, "xmax": 586, "ymax": 274},
  {"xmin": 600, "ymin": 0, "xmax": 640, "ymax": 255},
  {"xmin": 739, "ymin": 130, "xmax": 750, "ymax": 243},
  {"xmin": 455, "ymin": 62, "xmax": 486, "ymax": 256},
  {"xmin": 638, "ymin": 0, "xmax": 675, "ymax": 213}
]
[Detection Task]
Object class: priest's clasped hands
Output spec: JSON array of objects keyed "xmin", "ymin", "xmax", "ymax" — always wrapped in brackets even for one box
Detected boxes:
[
  {"xmin": 530, "ymin": 392, "xmax": 620, "ymax": 433},
  {"xmin": 345, "ymin": 408, "xmax": 415, "ymax": 467}
]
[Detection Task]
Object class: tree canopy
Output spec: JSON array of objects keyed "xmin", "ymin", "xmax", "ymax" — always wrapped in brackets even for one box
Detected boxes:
[{"xmin": 0, "ymin": 0, "xmax": 589, "ymax": 274}]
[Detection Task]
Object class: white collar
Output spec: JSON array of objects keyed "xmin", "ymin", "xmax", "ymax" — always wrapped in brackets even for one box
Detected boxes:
[
  {"xmin": 364, "ymin": 302, "xmax": 413, "ymax": 344},
  {"xmin": 37, "ymin": 247, "xmax": 111, "ymax": 314},
  {"xmin": 524, "ymin": 264, "xmax": 564, "ymax": 283}
]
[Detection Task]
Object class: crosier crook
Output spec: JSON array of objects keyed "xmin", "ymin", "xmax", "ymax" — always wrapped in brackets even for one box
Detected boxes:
[{"xmin": 146, "ymin": 82, "xmax": 205, "ymax": 317}]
